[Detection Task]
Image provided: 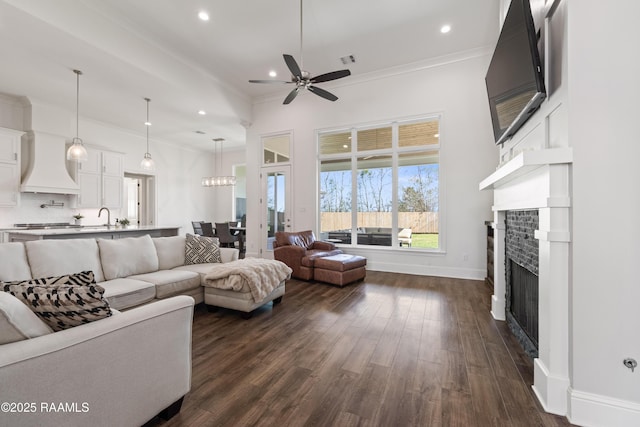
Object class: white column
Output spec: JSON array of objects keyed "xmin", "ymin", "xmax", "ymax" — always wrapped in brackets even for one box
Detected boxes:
[
  {"xmin": 532, "ymin": 165, "xmax": 571, "ymax": 415},
  {"xmin": 491, "ymin": 210, "xmax": 506, "ymax": 321}
]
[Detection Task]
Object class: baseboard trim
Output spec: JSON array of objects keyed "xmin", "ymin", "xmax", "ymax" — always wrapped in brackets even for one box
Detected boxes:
[
  {"xmin": 365, "ymin": 260, "xmax": 484, "ymax": 280},
  {"xmin": 532, "ymin": 358, "xmax": 570, "ymax": 415},
  {"xmin": 568, "ymin": 388, "xmax": 640, "ymax": 427}
]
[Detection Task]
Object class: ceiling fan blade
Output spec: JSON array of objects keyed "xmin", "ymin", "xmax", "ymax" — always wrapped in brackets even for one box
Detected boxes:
[
  {"xmin": 283, "ymin": 87, "xmax": 300, "ymax": 104},
  {"xmin": 310, "ymin": 69, "xmax": 351, "ymax": 84},
  {"xmin": 248, "ymin": 80, "xmax": 292, "ymax": 84},
  {"xmin": 308, "ymin": 85, "xmax": 338, "ymax": 102},
  {"xmin": 283, "ymin": 54, "xmax": 302, "ymax": 79}
]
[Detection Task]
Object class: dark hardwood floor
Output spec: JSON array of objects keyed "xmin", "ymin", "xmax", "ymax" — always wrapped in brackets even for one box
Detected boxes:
[{"xmin": 148, "ymin": 271, "xmax": 574, "ymax": 427}]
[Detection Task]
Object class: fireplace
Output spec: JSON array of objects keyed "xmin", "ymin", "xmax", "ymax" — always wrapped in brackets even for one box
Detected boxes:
[
  {"xmin": 505, "ymin": 210, "xmax": 539, "ymax": 358},
  {"xmin": 508, "ymin": 259, "xmax": 539, "ymax": 356},
  {"xmin": 480, "ymin": 146, "xmax": 573, "ymax": 414}
]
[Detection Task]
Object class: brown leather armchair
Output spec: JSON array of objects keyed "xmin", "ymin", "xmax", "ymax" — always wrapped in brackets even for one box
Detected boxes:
[{"xmin": 273, "ymin": 230, "xmax": 342, "ymax": 280}]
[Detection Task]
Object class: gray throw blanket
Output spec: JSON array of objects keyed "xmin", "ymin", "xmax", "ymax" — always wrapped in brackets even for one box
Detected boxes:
[{"xmin": 204, "ymin": 258, "xmax": 292, "ymax": 302}]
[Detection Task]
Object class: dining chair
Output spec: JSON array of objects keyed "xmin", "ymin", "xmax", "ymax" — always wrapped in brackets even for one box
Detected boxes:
[
  {"xmin": 191, "ymin": 221, "xmax": 204, "ymax": 236},
  {"xmin": 215, "ymin": 222, "xmax": 239, "ymax": 248},
  {"xmin": 200, "ymin": 222, "xmax": 215, "ymax": 237}
]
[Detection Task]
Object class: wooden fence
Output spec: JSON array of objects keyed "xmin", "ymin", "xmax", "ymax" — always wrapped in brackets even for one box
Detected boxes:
[{"xmin": 320, "ymin": 212, "xmax": 438, "ymax": 233}]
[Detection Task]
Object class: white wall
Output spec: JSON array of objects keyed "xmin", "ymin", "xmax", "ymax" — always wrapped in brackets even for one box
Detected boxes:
[
  {"xmin": 246, "ymin": 51, "xmax": 497, "ymax": 279},
  {"xmin": 568, "ymin": 1, "xmax": 640, "ymax": 425}
]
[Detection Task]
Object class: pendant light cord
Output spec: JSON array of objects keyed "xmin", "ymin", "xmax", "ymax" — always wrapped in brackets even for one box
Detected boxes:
[
  {"xmin": 145, "ymin": 98, "xmax": 150, "ymax": 152},
  {"xmin": 300, "ymin": 0, "xmax": 303, "ymax": 68},
  {"xmin": 74, "ymin": 69, "xmax": 82, "ymax": 142}
]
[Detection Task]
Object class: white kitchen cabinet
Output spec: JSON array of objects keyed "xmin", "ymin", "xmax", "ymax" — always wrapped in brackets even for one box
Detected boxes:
[
  {"xmin": 72, "ymin": 145, "xmax": 123, "ymax": 208},
  {"xmin": 0, "ymin": 128, "xmax": 24, "ymax": 207}
]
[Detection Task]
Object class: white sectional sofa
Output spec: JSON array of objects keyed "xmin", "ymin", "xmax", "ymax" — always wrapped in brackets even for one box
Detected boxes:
[
  {"xmin": 0, "ymin": 234, "xmax": 287, "ymax": 426},
  {"xmin": 0, "ymin": 295, "xmax": 194, "ymax": 427}
]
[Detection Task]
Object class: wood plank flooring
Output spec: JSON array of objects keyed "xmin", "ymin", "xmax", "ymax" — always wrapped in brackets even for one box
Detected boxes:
[{"xmin": 147, "ymin": 271, "xmax": 574, "ymax": 427}]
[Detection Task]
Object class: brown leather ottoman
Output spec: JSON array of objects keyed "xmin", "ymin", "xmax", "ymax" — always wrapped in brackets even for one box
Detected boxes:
[{"xmin": 314, "ymin": 254, "xmax": 366, "ymax": 287}]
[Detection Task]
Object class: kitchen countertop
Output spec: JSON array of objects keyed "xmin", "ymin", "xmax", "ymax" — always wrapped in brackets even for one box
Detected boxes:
[
  {"xmin": 6, "ymin": 225, "xmax": 179, "ymax": 236},
  {"xmin": 5, "ymin": 225, "xmax": 180, "ymax": 242}
]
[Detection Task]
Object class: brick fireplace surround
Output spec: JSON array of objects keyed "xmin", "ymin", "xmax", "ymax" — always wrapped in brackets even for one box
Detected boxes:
[{"xmin": 480, "ymin": 147, "xmax": 573, "ymax": 415}]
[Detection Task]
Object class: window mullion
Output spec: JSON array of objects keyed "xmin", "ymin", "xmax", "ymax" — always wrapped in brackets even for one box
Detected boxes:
[{"xmin": 350, "ymin": 128, "xmax": 358, "ymax": 245}]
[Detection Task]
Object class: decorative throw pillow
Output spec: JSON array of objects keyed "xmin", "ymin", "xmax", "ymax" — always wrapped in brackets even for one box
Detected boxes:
[
  {"xmin": 185, "ymin": 233, "xmax": 222, "ymax": 264},
  {"xmin": 2, "ymin": 271, "xmax": 112, "ymax": 332},
  {"xmin": 0, "ymin": 291, "xmax": 53, "ymax": 345}
]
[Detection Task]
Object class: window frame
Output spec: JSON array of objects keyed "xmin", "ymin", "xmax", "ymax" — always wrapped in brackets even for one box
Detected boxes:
[{"xmin": 317, "ymin": 114, "xmax": 444, "ymax": 252}]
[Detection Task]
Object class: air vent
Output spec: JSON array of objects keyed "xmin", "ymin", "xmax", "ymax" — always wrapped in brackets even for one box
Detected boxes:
[
  {"xmin": 340, "ymin": 54, "xmax": 356, "ymax": 65},
  {"xmin": 194, "ymin": 130, "xmax": 206, "ymax": 134}
]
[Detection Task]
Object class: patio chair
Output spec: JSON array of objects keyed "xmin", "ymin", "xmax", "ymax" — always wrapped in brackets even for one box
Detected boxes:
[{"xmin": 398, "ymin": 228, "xmax": 412, "ymax": 247}]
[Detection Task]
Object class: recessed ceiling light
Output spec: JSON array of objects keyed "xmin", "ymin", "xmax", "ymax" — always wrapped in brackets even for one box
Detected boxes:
[
  {"xmin": 198, "ymin": 110, "xmax": 206, "ymax": 115},
  {"xmin": 269, "ymin": 70, "xmax": 277, "ymax": 78},
  {"xmin": 434, "ymin": 133, "xmax": 440, "ymax": 137},
  {"xmin": 343, "ymin": 144, "xmax": 348, "ymax": 148},
  {"xmin": 440, "ymin": 24, "xmax": 451, "ymax": 34},
  {"xmin": 198, "ymin": 11, "xmax": 210, "ymax": 21},
  {"xmin": 144, "ymin": 121, "xmax": 151, "ymax": 126}
]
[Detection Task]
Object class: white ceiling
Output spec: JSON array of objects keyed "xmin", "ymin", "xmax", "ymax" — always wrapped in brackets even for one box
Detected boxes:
[{"xmin": 0, "ymin": 0, "xmax": 500, "ymax": 151}]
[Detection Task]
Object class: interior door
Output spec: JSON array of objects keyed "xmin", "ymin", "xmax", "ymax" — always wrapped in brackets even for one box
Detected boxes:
[{"xmin": 261, "ymin": 165, "xmax": 291, "ymax": 258}]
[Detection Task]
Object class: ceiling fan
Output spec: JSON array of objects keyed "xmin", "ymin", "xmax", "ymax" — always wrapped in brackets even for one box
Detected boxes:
[{"xmin": 249, "ymin": 0, "xmax": 351, "ymax": 104}]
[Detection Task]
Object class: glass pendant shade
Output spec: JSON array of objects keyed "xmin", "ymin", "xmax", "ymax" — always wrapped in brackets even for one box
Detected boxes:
[
  {"xmin": 140, "ymin": 152, "xmax": 155, "ymax": 170},
  {"xmin": 67, "ymin": 137, "xmax": 88, "ymax": 161},
  {"xmin": 67, "ymin": 70, "xmax": 88, "ymax": 161}
]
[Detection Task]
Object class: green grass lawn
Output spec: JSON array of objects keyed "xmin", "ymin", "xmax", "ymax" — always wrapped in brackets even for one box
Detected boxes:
[{"xmin": 407, "ymin": 233, "xmax": 439, "ymax": 249}]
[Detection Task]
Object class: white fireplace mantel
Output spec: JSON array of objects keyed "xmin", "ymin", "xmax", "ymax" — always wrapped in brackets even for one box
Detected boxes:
[
  {"xmin": 479, "ymin": 147, "xmax": 573, "ymax": 191},
  {"xmin": 480, "ymin": 147, "xmax": 573, "ymax": 416}
]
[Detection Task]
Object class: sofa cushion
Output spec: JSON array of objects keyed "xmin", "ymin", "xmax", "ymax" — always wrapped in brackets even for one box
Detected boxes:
[
  {"xmin": 0, "ymin": 291, "xmax": 53, "ymax": 344},
  {"xmin": 0, "ymin": 242, "xmax": 32, "ymax": 282},
  {"xmin": 185, "ymin": 234, "xmax": 222, "ymax": 264},
  {"xmin": 129, "ymin": 270, "xmax": 201, "ymax": 299},
  {"xmin": 98, "ymin": 235, "xmax": 159, "ymax": 280},
  {"xmin": 2, "ymin": 271, "xmax": 113, "ymax": 332},
  {"xmin": 174, "ymin": 263, "xmax": 227, "ymax": 283},
  {"xmin": 153, "ymin": 236, "xmax": 186, "ymax": 270},
  {"xmin": 99, "ymin": 278, "xmax": 156, "ymax": 310},
  {"xmin": 300, "ymin": 249, "xmax": 344, "ymax": 267},
  {"xmin": 25, "ymin": 238, "xmax": 105, "ymax": 283}
]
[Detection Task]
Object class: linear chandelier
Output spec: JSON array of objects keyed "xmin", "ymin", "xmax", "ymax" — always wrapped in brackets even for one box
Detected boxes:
[{"xmin": 202, "ymin": 138, "xmax": 236, "ymax": 186}]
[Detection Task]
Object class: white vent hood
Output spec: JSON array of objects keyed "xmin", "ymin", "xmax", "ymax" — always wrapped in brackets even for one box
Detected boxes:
[
  {"xmin": 20, "ymin": 130, "xmax": 79, "ymax": 194},
  {"xmin": 19, "ymin": 99, "xmax": 80, "ymax": 195}
]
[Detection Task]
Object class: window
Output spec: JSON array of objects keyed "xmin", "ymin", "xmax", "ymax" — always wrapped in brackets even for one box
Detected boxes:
[
  {"xmin": 262, "ymin": 133, "xmax": 291, "ymax": 165},
  {"xmin": 319, "ymin": 117, "xmax": 440, "ymax": 250}
]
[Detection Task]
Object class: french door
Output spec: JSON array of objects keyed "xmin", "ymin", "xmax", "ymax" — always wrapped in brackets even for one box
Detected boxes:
[{"xmin": 261, "ymin": 165, "xmax": 291, "ymax": 258}]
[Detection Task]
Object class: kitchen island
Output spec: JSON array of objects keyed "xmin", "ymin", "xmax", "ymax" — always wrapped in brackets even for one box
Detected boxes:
[{"xmin": 6, "ymin": 225, "xmax": 180, "ymax": 242}]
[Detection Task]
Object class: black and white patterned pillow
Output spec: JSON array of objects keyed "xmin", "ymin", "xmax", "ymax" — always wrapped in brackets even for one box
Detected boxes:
[
  {"xmin": 2, "ymin": 271, "xmax": 112, "ymax": 332},
  {"xmin": 185, "ymin": 233, "xmax": 222, "ymax": 264}
]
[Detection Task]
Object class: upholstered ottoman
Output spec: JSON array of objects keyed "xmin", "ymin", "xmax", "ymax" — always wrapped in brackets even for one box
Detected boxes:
[{"xmin": 313, "ymin": 254, "xmax": 366, "ymax": 287}]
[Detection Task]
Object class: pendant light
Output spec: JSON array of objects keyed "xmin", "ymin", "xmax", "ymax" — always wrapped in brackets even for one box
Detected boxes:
[
  {"xmin": 66, "ymin": 69, "xmax": 89, "ymax": 161},
  {"xmin": 140, "ymin": 97, "xmax": 155, "ymax": 171},
  {"xmin": 202, "ymin": 138, "xmax": 236, "ymax": 186}
]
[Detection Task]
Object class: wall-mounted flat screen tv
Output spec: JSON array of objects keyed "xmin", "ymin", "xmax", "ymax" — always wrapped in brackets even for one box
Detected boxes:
[{"xmin": 485, "ymin": 0, "xmax": 546, "ymax": 145}]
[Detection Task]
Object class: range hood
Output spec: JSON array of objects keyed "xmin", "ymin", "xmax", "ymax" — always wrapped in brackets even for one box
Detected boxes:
[{"xmin": 20, "ymin": 130, "xmax": 80, "ymax": 195}]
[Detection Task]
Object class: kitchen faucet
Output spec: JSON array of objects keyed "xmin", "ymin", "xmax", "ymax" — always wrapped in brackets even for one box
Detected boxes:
[{"xmin": 98, "ymin": 207, "xmax": 111, "ymax": 228}]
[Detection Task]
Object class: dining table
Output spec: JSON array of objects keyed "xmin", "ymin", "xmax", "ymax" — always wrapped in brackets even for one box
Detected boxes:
[{"xmin": 229, "ymin": 225, "xmax": 246, "ymax": 254}]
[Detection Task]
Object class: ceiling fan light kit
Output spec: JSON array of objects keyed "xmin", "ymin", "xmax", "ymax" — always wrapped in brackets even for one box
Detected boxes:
[{"xmin": 249, "ymin": 0, "xmax": 351, "ymax": 104}]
